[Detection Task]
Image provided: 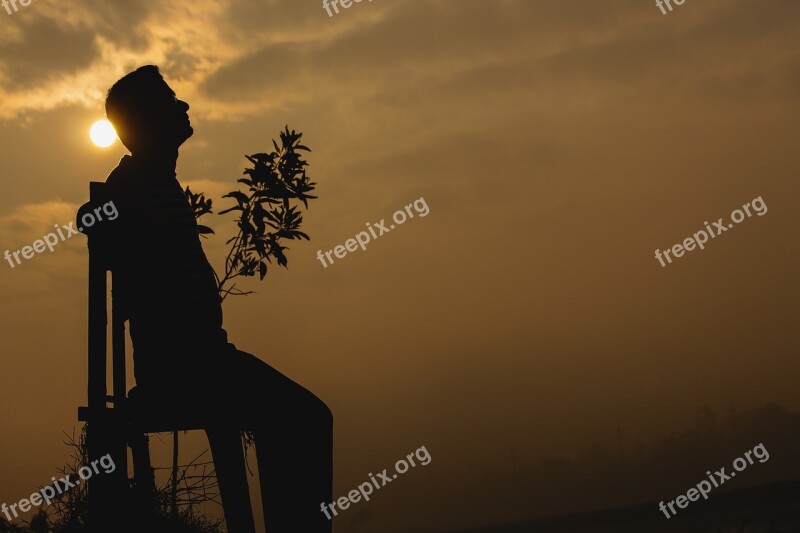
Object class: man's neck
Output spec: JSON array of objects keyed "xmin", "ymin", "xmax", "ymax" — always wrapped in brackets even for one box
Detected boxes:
[{"xmin": 129, "ymin": 150, "xmax": 178, "ymax": 179}]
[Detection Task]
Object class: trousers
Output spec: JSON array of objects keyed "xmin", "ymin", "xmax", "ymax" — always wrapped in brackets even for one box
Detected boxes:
[{"xmin": 136, "ymin": 341, "xmax": 333, "ymax": 532}]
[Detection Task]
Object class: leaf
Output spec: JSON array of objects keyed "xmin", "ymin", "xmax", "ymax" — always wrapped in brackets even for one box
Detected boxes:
[
  {"xmin": 273, "ymin": 246, "xmax": 288, "ymax": 268},
  {"xmin": 197, "ymin": 225, "xmax": 215, "ymax": 235},
  {"xmin": 218, "ymin": 206, "xmax": 243, "ymax": 215},
  {"xmin": 223, "ymin": 191, "xmax": 250, "ymax": 205},
  {"xmin": 240, "ymin": 219, "xmax": 255, "ymax": 236}
]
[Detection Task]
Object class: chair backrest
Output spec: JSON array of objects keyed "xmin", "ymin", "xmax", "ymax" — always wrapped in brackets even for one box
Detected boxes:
[
  {"xmin": 79, "ymin": 182, "xmax": 127, "ymax": 417},
  {"xmin": 77, "ymin": 182, "xmax": 133, "ymax": 525}
]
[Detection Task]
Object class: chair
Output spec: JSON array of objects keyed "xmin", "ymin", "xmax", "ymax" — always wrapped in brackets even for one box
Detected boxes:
[{"xmin": 76, "ymin": 182, "xmax": 209, "ymax": 530}]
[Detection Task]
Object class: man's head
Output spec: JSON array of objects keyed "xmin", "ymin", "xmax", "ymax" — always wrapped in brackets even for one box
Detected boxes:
[{"xmin": 105, "ymin": 65, "xmax": 193, "ymax": 154}]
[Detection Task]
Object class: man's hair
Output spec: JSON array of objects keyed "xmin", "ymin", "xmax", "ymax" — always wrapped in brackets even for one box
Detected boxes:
[{"xmin": 105, "ymin": 65, "xmax": 165, "ymax": 151}]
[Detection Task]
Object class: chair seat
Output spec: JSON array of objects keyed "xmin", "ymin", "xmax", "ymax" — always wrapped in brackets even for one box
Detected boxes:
[{"xmin": 78, "ymin": 386, "xmax": 231, "ymax": 434}]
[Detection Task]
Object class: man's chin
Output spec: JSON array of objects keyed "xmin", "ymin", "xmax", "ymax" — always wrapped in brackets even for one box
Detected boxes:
[{"xmin": 178, "ymin": 126, "xmax": 194, "ymax": 146}]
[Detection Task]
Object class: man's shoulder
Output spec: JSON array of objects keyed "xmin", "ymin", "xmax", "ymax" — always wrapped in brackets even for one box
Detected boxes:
[{"xmin": 76, "ymin": 156, "xmax": 136, "ymax": 232}]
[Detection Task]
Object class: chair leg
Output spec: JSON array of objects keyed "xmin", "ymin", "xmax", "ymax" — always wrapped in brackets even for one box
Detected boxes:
[
  {"xmin": 129, "ymin": 431, "xmax": 156, "ymax": 520},
  {"xmin": 86, "ymin": 420, "xmax": 128, "ymax": 532}
]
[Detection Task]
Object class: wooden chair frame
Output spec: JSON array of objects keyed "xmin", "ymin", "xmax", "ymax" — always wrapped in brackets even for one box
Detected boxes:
[{"xmin": 77, "ymin": 182, "xmax": 204, "ymax": 530}]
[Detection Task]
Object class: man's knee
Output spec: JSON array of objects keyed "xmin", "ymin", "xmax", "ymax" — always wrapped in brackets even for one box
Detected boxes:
[
  {"xmin": 317, "ymin": 398, "xmax": 333, "ymax": 429},
  {"xmin": 305, "ymin": 393, "xmax": 333, "ymax": 429}
]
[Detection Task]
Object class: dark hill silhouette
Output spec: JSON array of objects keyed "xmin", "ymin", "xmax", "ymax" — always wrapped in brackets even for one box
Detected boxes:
[
  {"xmin": 428, "ymin": 403, "xmax": 800, "ymax": 533},
  {"xmin": 460, "ymin": 479, "xmax": 800, "ymax": 532}
]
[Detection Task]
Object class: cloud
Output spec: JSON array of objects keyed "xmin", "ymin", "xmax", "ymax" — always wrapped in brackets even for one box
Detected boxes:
[
  {"xmin": 2, "ymin": 0, "xmax": 797, "ymax": 125},
  {"xmin": 0, "ymin": 17, "xmax": 97, "ymax": 87},
  {"xmin": 0, "ymin": 200, "xmax": 86, "ymax": 296},
  {"xmin": 0, "ymin": 0, "xmax": 238, "ymax": 119}
]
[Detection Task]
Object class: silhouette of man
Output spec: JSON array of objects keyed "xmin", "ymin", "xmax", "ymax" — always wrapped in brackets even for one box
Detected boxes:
[{"xmin": 93, "ymin": 65, "xmax": 332, "ymax": 533}]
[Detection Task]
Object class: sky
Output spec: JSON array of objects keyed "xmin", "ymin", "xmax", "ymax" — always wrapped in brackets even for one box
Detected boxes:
[{"xmin": 1, "ymin": 1, "xmax": 799, "ymax": 532}]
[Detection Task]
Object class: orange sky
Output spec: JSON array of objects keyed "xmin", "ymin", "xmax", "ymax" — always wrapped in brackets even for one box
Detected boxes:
[{"xmin": 1, "ymin": 1, "xmax": 799, "ymax": 531}]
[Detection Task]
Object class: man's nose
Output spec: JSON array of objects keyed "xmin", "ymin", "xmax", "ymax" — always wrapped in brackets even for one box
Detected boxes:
[{"xmin": 178, "ymin": 100, "xmax": 190, "ymax": 112}]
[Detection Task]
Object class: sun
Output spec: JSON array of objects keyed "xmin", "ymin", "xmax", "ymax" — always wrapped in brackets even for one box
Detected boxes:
[{"xmin": 89, "ymin": 119, "xmax": 117, "ymax": 148}]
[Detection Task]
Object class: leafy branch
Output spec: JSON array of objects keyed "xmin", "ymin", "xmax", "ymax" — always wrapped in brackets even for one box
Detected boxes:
[{"xmin": 185, "ymin": 126, "xmax": 316, "ymax": 300}]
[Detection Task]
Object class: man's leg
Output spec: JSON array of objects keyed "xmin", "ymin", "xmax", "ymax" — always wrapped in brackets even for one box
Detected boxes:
[
  {"xmin": 215, "ymin": 348, "xmax": 333, "ymax": 532},
  {"xmin": 254, "ymin": 398, "xmax": 333, "ymax": 532},
  {"xmin": 206, "ymin": 427, "xmax": 256, "ymax": 533}
]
